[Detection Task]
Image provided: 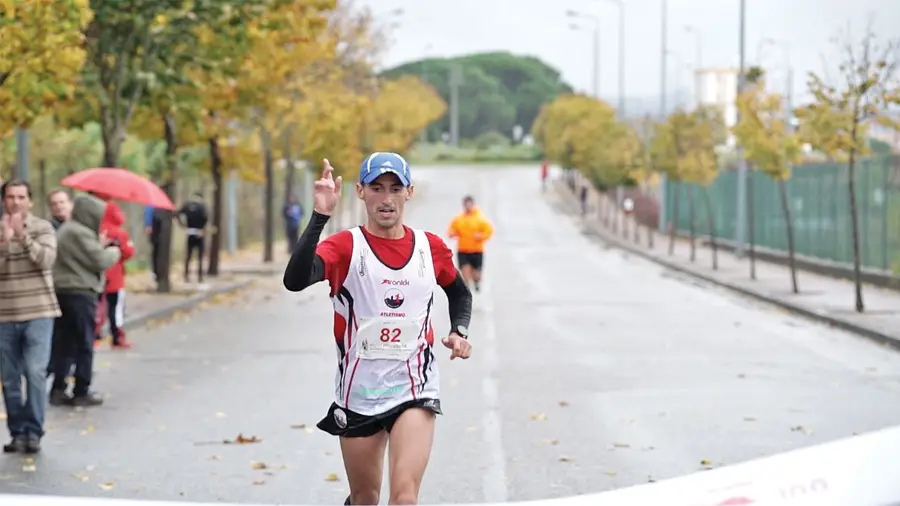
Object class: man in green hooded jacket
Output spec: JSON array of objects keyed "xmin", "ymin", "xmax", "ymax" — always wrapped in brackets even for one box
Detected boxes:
[{"xmin": 50, "ymin": 194, "xmax": 121, "ymax": 408}]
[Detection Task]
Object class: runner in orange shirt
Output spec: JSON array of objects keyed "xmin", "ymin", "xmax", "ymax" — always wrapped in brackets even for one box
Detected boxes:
[{"xmin": 447, "ymin": 196, "xmax": 494, "ymax": 292}]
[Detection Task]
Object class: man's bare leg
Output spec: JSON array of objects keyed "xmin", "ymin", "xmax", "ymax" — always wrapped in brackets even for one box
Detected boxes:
[
  {"xmin": 340, "ymin": 432, "xmax": 388, "ymax": 505},
  {"xmin": 460, "ymin": 264, "xmax": 473, "ymax": 287},
  {"xmin": 387, "ymin": 408, "xmax": 437, "ymax": 505}
]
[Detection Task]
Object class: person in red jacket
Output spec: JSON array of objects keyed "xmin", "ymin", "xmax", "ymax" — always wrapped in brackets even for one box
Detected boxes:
[{"xmin": 98, "ymin": 201, "xmax": 135, "ymax": 349}]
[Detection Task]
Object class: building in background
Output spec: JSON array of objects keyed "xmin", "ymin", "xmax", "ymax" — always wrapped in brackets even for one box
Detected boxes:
[{"xmin": 695, "ymin": 67, "xmax": 739, "ymax": 147}]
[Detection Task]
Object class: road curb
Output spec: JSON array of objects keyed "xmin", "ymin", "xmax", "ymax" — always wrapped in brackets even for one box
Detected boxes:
[
  {"xmin": 551, "ymin": 183, "xmax": 900, "ymax": 351},
  {"xmin": 122, "ymin": 279, "xmax": 255, "ymax": 331}
]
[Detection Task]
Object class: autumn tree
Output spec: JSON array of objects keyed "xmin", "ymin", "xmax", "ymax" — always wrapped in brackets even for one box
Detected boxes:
[
  {"xmin": 795, "ymin": 25, "xmax": 900, "ymax": 312},
  {"xmin": 734, "ymin": 73, "xmax": 804, "ymax": 292},
  {"xmin": 650, "ymin": 110, "xmax": 695, "ymax": 256},
  {"xmin": 0, "ymin": 0, "xmax": 93, "ymax": 135},
  {"xmin": 370, "ymin": 76, "xmax": 447, "ymax": 153},
  {"xmin": 680, "ymin": 106, "xmax": 724, "ymax": 269}
]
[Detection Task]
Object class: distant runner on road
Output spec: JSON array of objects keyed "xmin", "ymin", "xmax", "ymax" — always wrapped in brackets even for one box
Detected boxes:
[
  {"xmin": 447, "ymin": 195, "xmax": 494, "ymax": 292},
  {"xmin": 283, "ymin": 153, "xmax": 473, "ymax": 506}
]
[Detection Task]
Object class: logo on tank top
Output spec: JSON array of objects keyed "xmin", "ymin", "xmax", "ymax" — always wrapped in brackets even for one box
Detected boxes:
[
  {"xmin": 384, "ymin": 288, "xmax": 405, "ymax": 309},
  {"xmin": 382, "ymin": 279, "xmax": 409, "ymax": 286},
  {"xmin": 358, "ymin": 247, "xmax": 368, "ymax": 277}
]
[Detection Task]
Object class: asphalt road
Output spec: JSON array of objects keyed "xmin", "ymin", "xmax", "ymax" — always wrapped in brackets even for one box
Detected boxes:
[{"xmin": 3, "ymin": 165, "xmax": 900, "ymax": 504}]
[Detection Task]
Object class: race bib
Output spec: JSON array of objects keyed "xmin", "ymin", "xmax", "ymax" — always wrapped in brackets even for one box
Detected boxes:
[{"xmin": 356, "ymin": 317, "xmax": 422, "ymax": 361}]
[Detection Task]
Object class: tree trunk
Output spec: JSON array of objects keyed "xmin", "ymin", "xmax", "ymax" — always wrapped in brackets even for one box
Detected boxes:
[
  {"xmin": 667, "ymin": 183, "xmax": 680, "ymax": 256},
  {"xmin": 207, "ymin": 136, "xmax": 223, "ymax": 277},
  {"xmin": 38, "ymin": 159, "xmax": 46, "ymax": 217},
  {"xmin": 100, "ymin": 121, "xmax": 124, "ymax": 167},
  {"xmin": 847, "ymin": 144, "xmax": 864, "ymax": 312},
  {"xmin": 747, "ymin": 167, "xmax": 757, "ymax": 280},
  {"xmin": 282, "ymin": 127, "xmax": 295, "ymax": 205},
  {"xmin": 156, "ymin": 113, "xmax": 178, "ymax": 293},
  {"xmin": 777, "ymin": 178, "xmax": 798, "ymax": 293},
  {"xmin": 702, "ymin": 188, "xmax": 718, "ymax": 270},
  {"xmin": 262, "ymin": 128, "xmax": 274, "ymax": 263},
  {"xmin": 688, "ymin": 186, "xmax": 696, "ymax": 262}
]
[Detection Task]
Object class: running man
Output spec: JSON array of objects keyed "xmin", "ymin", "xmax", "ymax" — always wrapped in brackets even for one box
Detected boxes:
[
  {"xmin": 447, "ymin": 196, "xmax": 493, "ymax": 292},
  {"xmin": 283, "ymin": 153, "xmax": 473, "ymax": 505}
]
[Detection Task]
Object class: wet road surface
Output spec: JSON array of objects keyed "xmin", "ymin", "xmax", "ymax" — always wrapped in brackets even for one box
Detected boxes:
[{"xmin": 3, "ymin": 165, "xmax": 900, "ymax": 504}]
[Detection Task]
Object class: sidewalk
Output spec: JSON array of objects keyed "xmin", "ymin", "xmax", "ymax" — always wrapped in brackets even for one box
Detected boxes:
[
  {"xmin": 116, "ymin": 241, "xmax": 290, "ymax": 333},
  {"xmin": 550, "ymin": 180, "xmax": 900, "ymax": 349}
]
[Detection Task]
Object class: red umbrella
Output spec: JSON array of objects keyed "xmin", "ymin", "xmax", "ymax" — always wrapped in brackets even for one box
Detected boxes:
[{"xmin": 60, "ymin": 168, "xmax": 175, "ymax": 210}]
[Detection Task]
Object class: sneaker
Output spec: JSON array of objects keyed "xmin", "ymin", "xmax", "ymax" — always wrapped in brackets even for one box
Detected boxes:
[
  {"xmin": 72, "ymin": 392, "xmax": 104, "ymax": 407},
  {"xmin": 474, "ymin": 281, "xmax": 481, "ymax": 293},
  {"xmin": 112, "ymin": 338, "xmax": 133, "ymax": 350},
  {"xmin": 344, "ymin": 496, "xmax": 351, "ymax": 505},
  {"xmin": 49, "ymin": 389, "xmax": 73, "ymax": 406},
  {"xmin": 24, "ymin": 434, "xmax": 41, "ymax": 454},
  {"xmin": 2, "ymin": 436, "xmax": 26, "ymax": 453}
]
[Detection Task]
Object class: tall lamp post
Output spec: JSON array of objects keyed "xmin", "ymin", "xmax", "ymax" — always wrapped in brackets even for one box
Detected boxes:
[
  {"xmin": 566, "ymin": 9, "xmax": 601, "ymax": 98},
  {"xmin": 595, "ymin": 0, "xmax": 625, "ymax": 117},
  {"xmin": 734, "ymin": 0, "xmax": 748, "ymax": 258}
]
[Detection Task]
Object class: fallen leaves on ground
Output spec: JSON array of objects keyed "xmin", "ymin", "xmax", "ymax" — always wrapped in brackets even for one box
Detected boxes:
[
  {"xmin": 530, "ymin": 413, "xmax": 547, "ymax": 421},
  {"xmin": 557, "ymin": 456, "xmax": 572, "ymax": 463},
  {"xmin": 700, "ymin": 459, "xmax": 711, "ymax": 465},
  {"xmin": 215, "ymin": 412, "xmax": 227, "ymax": 419},
  {"xmin": 290, "ymin": 424, "xmax": 306, "ymax": 429},
  {"xmin": 251, "ymin": 461, "xmax": 267, "ymax": 470},
  {"xmin": 465, "ymin": 426, "xmax": 478, "ymax": 433},
  {"xmin": 324, "ymin": 473, "xmax": 340, "ymax": 482},
  {"xmin": 71, "ymin": 473, "xmax": 90, "ymax": 482},
  {"xmin": 253, "ymin": 479, "xmax": 266, "ymax": 485},
  {"xmin": 612, "ymin": 443, "xmax": 630, "ymax": 449},
  {"xmin": 99, "ymin": 482, "xmax": 115, "ymax": 491},
  {"xmin": 558, "ymin": 401, "xmax": 569, "ymax": 407},
  {"xmin": 542, "ymin": 439, "xmax": 559, "ymax": 445},
  {"xmin": 195, "ymin": 433, "xmax": 262, "ymax": 446},
  {"xmin": 605, "ymin": 471, "xmax": 616, "ymax": 477},
  {"xmin": 743, "ymin": 417, "xmax": 757, "ymax": 422},
  {"xmin": 791, "ymin": 425, "xmax": 812, "ymax": 435}
]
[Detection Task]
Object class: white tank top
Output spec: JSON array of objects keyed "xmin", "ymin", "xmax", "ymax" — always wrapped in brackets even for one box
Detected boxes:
[{"xmin": 330, "ymin": 227, "xmax": 441, "ymax": 416}]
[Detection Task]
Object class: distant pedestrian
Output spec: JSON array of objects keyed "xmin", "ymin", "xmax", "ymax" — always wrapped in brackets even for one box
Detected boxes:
[
  {"xmin": 283, "ymin": 194, "xmax": 303, "ymax": 253},
  {"xmin": 580, "ymin": 185, "xmax": 588, "ymax": 215},
  {"xmin": 51, "ymin": 195, "xmax": 120, "ymax": 408},
  {"xmin": 143, "ymin": 205, "xmax": 159, "ymax": 281},
  {"xmin": 0, "ymin": 180, "xmax": 60, "ymax": 454},
  {"xmin": 177, "ymin": 192, "xmax": 208, "ymax": 284},
  {"xmin": 98, "ymin": 201, "xmax": 135, "ymax": 349},
  {"xmin": 47, "ymin": 189, "xmax": 72, "ymax": 230}
]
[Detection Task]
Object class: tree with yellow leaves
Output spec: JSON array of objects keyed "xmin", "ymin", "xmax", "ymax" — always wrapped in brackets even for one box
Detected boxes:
[
  {"xmin": 795, "ymin": 25, "xmax": 899, "ymax": 312},
  {"xmin": 369, "ymin": 76, "xmax": 447, "ymax": 154},
  {"xmin": 650, "ymin": 109, "xmax": 695, "ymax": 256},
  {"xmin": 679, "ymin": 106, "xmax": 725, "ymax": 269},
  {"xmin": 0, "ymin": 0, "xmax": 93, "ymax": 134},
  {"xmin": 734, "ymin": 72, "xmax": 804, "ymax": 292}
]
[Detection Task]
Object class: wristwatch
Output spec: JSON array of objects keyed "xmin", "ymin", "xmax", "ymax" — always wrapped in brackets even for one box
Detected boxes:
[{"xmin": 452, "ymin": 325, "xmax": 468, "ymax": 340}]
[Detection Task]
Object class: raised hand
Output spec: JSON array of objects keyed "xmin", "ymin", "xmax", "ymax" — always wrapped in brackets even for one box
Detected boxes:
[{"xmin": 313, "ymin": 158, "xmax": 343, "ymax": 216}]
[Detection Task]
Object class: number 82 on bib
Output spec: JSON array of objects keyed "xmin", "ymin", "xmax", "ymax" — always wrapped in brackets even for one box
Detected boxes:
[{"xmin": 357, "ymin": 318, "xmax": 421, "ymax": 360}]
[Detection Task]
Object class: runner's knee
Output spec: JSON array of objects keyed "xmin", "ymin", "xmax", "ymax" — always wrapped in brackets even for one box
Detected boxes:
[
  {"xmin": 388, "ymin": 488, "xmax": 418, "ymax": 505},
  {"xmin": 350, "ymin": 489, "xmax": 380, "ymax": 505}
]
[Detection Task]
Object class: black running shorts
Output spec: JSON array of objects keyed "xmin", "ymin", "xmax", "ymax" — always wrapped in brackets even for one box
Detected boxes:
[
  {"xmin": 456, "ymin": 252, "xmax": 484, "ymax": 270},
  {"xmin": 317, "ymin": 398, "xmax": 442, "ymax": 438}
]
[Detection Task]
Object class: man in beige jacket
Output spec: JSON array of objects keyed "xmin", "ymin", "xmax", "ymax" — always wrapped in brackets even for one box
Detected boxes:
[{"xmin": 0, "ymin": 180, "xmax": 60, "ymax": 454}]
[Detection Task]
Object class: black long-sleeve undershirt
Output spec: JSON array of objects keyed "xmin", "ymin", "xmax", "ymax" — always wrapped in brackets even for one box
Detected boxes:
[
  {"xmin": 282, "ymin": 211, "xmax": 329, "ymax": 292},
  {"xmin": 282, "ymin": 211, "xmax": 472, "ymax": 336}
]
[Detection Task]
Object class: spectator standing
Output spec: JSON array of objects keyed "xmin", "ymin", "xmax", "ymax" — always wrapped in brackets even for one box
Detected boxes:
[
  {"xmin": 47, "ymin": 190, "xmax": 72, "ymax": 230},
  {"xmin": 98, "ymin": 201, "xmax": 135, "ymax": 349},
  {"xmin": 176, "ymin": 192, "xmax": 208, "ymax": 283},
  {"xmin": 0, "ymin": 180, "xmax": 60, "ymax": 454},
  {"xmin": 51, "ymin": 194, "xmax": 120, "ymax": 407},
  {"xmin": 282, "ymin": 194, "xmax": 303, "ymax": 253}
]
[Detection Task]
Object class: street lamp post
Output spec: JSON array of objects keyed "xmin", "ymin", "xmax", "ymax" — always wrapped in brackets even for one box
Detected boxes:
[
  {"xmin": 658, "ymin": 0, "xmax": 668, "ymax": 234},
  {"xmin": 595, "ymin": 0, "xmax": 625, "ymax": 117},
  {"xmin": 758, "ymin": 38, "xmax": 793, "ymax": 130},
  {"xmin": 684, "ymin": 25, "xmax": 703, "ymax": 108},
  {"xmin": 734, "ymin": 0, "xmax": 748, "ymax": 258},
  {"xmin": 567, "ymin": 10, "xmax": 600, "ymax": 98}
]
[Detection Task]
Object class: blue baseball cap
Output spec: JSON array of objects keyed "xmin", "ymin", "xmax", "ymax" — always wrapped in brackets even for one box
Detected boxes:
[{"xmin": 358, "ymin": 152, "xmax": 411, "ymax": 186}]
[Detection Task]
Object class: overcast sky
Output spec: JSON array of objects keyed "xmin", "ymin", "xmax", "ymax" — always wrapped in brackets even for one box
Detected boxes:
[{"xmin": 355, "ymin": 0, "xmax": 899, "ymax": 106}]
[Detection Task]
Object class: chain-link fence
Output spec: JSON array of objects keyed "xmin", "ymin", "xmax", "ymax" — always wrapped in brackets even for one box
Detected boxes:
[{"xmin": 663, "ymin": 155, "xmax": 900, "ymax": 272}]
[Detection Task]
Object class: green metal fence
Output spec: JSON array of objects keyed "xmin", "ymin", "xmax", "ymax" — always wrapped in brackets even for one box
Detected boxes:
[{"xmin": 664, "ymin": 155, "xmax": 900, "ymax": 273}]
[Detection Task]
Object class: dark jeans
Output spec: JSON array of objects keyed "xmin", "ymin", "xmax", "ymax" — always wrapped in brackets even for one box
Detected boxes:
[
  {"xmin": 286, "ymin": 226, "xmax": 299, "ymax": 253},
  {"xmin": 149, "ymin": 238, "xmax": 160, "ymax": 280},
  {"xmin": 185, "ymin": 235, "xmax": 205, "ymax": 282},
  {"xmin": 52, "ymin": 292, "xmax": 97, "ymax": 397},
  {"xmin": 0, "ymin": 318, "xmax": 53, "ymax": 438},
  {"xmin": 104, "ymin": 290, "xmax": 124, "ymax": 343}
]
